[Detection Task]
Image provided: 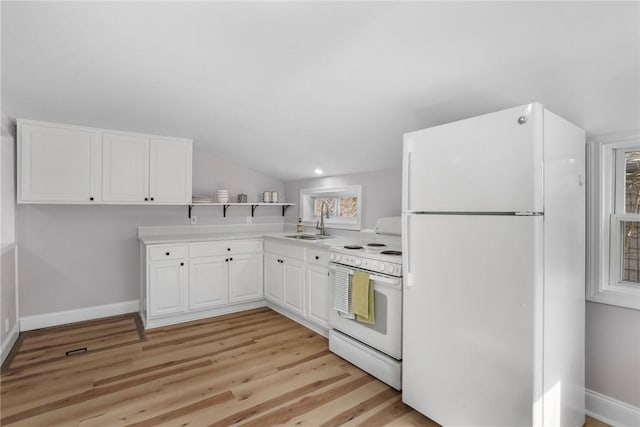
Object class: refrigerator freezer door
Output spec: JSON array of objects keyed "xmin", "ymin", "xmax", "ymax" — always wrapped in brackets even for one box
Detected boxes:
[
  {"xmin": 402, "ymin": 214, "xmax": 543, "ymax": 426},
  {"xmin": 403, "ymin": 103, "xmax": 543, "ymax": 213}
]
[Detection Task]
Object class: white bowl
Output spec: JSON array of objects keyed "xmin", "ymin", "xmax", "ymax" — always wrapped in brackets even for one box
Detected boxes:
[{"xmin": 217, "ymin": 196, "xmax": 229, "ymax": 203}]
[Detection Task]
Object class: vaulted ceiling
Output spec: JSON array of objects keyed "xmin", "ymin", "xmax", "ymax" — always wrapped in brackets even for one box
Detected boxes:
[{"xmin": 2, "ymin": 1, "xmax": 639, "ymax": 181}]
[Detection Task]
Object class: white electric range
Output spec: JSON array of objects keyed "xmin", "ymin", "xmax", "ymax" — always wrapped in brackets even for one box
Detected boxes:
[{"xmin": 327, "ymin": 217, "xmax": 404, "ymax": 390}]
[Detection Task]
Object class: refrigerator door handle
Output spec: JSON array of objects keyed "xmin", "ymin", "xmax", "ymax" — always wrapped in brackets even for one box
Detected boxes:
[
  {"xmin": 403, "ymin": 149, "xmax": 412, "ymax": 212},
  {"xmin": 402, "ymin": 214, "xmax": 413, "ymax": 286}
]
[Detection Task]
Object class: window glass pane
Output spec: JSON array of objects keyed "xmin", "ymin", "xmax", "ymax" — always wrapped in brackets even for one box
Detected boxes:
[
  {"xmin": 338, "ymin": 197, "xmax": 359, "ymax": 218},
  {"xmin": 623, "ymin": 220, "xmax": 640, "ymax": 284},
  {"xmin": 314, "ymin": 198, "xmax": 335, "ymax": 217},
  {"xmin": 625, "ymin": 151, "xmax": 640, "ymax": 213}
]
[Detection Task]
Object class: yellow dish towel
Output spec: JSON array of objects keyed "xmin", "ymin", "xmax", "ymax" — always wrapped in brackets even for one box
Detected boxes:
[{"xmin": 351, "ymin": 271, "xmax": 375, "ymax": 324}]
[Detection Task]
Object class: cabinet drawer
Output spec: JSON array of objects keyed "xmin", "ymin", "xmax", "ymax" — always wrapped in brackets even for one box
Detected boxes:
[
  {"xmin": 264, "ymin": 239, "xmax": 306, "ymax": 260},
  {"xmin": 148, "ymin": 244, "xmax": 186, "ymax": 261},
  {"xmin": 306, "ymin": 248, "xmax": 329, "ymax": 267},
  {"xmin": 189, "ymin": 239, "xmax": 262, "ymax": 258}
]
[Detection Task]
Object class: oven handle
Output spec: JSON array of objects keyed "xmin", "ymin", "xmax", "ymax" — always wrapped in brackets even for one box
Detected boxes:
[{"xmin": 328, "ymin": 264, "xmax": 402, "ymax": 286}]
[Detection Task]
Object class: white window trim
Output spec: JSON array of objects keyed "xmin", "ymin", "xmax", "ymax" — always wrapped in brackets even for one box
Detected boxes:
[
  {"xmin": 587, "ymin": 130, "xmax": 640, "ymax": 310},
  {"xmin": 299, "ymin": 185, "xmax": 362, "ymax": 231}
]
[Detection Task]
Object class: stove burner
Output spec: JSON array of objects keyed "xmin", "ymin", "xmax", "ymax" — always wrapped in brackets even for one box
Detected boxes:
[
  {"xmin": 366, "ymin": 243, "xmax": 387, "ymax": 247},
  {"xmin": 344, "ymin": 245, "xmax": 363, "ymax": 250},
  {"xmin": 381, "ymin": 250, "xmax": 402, "ymax": 256}
]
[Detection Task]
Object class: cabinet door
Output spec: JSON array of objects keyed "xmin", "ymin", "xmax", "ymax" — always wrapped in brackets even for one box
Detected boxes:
[
  {"xmin": 149, "ymin": 260, "xmax": 187, "ymax": 317},
  {"xmin": 189, "ymin": 256, "xmax": 228, "ymax": 310},
  {"xmin": 149, "ymin": 139, "xmax": 192, "ymax": 204},
  {"xmin": 282, "ymin": 257, "xmax": 305, "ymax": 317},
  {"xmin": 264, "ymin": 253, "xmax": 283, "ymax": 304},
  {"xmin": 102, "ymin": 132, "xmax": 149, "ymax": 202},
  {"xmin": 19, "ymin": 122, "xmax": 100, "ymax": 203},
  {"xmin": 229, "ymin": 254, "xmax": 263, "ymax": 303},
  {"xmin": 306, "ymin": 264, "xmax": 331, "ymax": 328}
]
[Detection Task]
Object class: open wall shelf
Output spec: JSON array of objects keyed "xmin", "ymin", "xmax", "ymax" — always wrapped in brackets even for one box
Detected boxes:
[{"xmin": 188, "ymin": 203, "xmax": 295, "ymax": 218}]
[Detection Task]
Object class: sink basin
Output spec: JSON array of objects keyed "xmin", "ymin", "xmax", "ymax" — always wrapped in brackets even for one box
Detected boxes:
[{"xmin": 284, "ymin": 234, "xmax": 333, "ymax": 240}]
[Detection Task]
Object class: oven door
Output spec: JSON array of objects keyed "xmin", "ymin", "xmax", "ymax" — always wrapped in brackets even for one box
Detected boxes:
[{"xmin": 328, "ymin": 264, "xmax": 402, "ymax": 360}]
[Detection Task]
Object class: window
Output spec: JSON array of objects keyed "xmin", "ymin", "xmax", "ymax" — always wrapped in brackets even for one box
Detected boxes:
[
  {"xmin": 588, "ymin": 131, "xmax": 640, "ymax": 310},
  {"xmin": 300, "ymin": 185, "xmax": 362, "ymax": 230}
]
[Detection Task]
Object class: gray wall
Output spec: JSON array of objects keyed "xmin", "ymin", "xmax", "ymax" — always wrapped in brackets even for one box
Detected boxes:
[
  {"xmin": 586, "ymin": 301, "xmax": 640, "ymax": 407},
  {"xmin": 284, "ymin": 168, "xmax": 402, "ymax": 230},
  {"xmin": 16, "ymin": 145, "xmax": 284, "ymax": 316}
]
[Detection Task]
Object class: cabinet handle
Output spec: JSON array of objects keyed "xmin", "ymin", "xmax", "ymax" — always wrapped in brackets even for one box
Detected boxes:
[
  {"xmin": 166, "ymin": 252, "xmax": 170, "ymax": 256},
  {"xmin": 227, "ymin": 248, "xmax": 231, "ymax": 251},
  {"xmin": 89, "ymin": 197, "xmax": 94, "ymax": 201},
  {"xmin": 180, "ymin": 262, "xmax": 184, "ymax": 266},
  {"xmin": 144, "ymin": 197, "xmax": 148, "ymax": 201},
  {"xmin": 315, "ymin": 256, "xmax": 319, "ymax": 260},
  {"xmin": 150, "ymin": 197, "xmax": 154, "ymax": 201},
  {"xmin": 229, "ymin": 257, "xmax": 233, "ymax": 261},
  {"xmin": 225, "ymin": 258, "xmax": 228, "ymax": 262}
]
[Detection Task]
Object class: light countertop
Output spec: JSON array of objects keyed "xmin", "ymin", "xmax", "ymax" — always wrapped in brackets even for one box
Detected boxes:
[
  {"xmin": 139, "ymin": 231, "xmax": 365, "ymax": 248},
  {"xmin": 137, "ymin": 224, "xmax": 373, "ymax": 248}
]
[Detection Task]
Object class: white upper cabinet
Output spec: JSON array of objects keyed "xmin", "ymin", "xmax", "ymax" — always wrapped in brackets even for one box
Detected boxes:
[
  {"xmin": 19, "ymin": 121, "xmax": 101, "ymax": 203},
  {"xmin": 102, "ymin": 132, "xmax": 149, "ymax": 202},
  {"xmin": 18, "ymin": 119, "xmax": 193, "ymax": 205},
  {"xmin": 149, "ymin": 139, "xmax": 192, "ymax": 204}
]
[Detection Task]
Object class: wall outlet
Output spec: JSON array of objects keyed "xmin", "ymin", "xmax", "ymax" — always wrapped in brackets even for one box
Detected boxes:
[
  {"xmin": 4, "ymin": 318, "xmax": 9, "ymax": 333},
  {"xmin": 190, "ymin": 216, "xmax": 197, "ymax": 225}
]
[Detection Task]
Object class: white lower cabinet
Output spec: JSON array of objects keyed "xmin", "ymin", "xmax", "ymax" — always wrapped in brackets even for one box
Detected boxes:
[
  {"xmin": 264, "ymin": 253, "xmax": 283, "ymax": 304},
  {"xmin": 306, "ymin": 264, "xmax": 331, "ymax": 328},
  {"xmin": 149, "ymin": 259, "xmax": 187, "ymax": 317},
  {"xmin": 282, "ymin": 257, "xmax": 306, "ymax": 317},
  {"xmin": 229, "ymin": 254, "xmax": 263, "ymax": 303},
  {"xmin": 264, "ymin": 239, "xmax": 331, "ymax": 334},
  {"xmin": 143, "ymin": 237, "xmax": 331, "ymax": 332},
  {"xmin": 189, "ymin": 256, "xmax": 228, "ymax": 310},
  {"xmin": 142, "ymin": 239, "xmax": 263, "ymax": 328}
]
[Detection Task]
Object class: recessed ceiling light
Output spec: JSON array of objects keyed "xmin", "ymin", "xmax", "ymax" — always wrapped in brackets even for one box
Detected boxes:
[{"xmin": 314, "ymin": 169, "xmax": 323, "ymax": 175}]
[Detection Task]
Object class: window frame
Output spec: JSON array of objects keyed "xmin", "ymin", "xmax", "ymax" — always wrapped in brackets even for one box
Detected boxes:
[
  {"xmin": 299, "ymin": 185, "xmax": 362, "ymax": 231},
  {"xmin": 587, "ymin": 131, "xmax": 640, "ymax": 310}
]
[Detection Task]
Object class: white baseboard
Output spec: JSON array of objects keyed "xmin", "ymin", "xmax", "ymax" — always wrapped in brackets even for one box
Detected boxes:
[
  {"xmin": 20, "ymin": 300, "xmax": 140, "ymax": 331},
  {"xmin": 143, "ymin": 300, "xmax": 267, "ymax": 329},
  {"xmin": 586, "ymin": 389, "xmax": 640, "ymax": 427},
  {"xmin": 1, "ymin": 321, "xmax": 20, "ymax": 365}
]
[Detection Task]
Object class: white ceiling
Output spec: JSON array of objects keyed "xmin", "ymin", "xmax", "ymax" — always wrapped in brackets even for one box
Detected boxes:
[{"xmin": 2, "ymin": 1, "xmax": 639, "ymax": 181}]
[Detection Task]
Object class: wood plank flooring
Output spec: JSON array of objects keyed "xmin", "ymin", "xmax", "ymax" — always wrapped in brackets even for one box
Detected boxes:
[
  {"xmin": 0, "ymin": 308, "xmax": 436, "ymax": 426},
  {"xmin": 0, "ymin": 308, "xmax": 609, "ymax": 426},
  {"xmin": 2, "ymin": 313, "xmax": 145, "ymax": 371}
]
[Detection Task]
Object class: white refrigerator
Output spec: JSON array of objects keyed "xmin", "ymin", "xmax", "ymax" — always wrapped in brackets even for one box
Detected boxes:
[{"xmin": 401, "ymin": 103, "xmax": 586, "ymax": 426}]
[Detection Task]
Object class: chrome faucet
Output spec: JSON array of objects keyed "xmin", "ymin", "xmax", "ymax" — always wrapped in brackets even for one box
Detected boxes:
[{"xmin": 316, "ymin": 201, "xmax": 330, "ymax": 236}]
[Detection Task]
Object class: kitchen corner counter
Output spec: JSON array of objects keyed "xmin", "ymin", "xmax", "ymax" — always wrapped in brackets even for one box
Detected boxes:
[
  {"xmin": 137, "ymin": 224, "xmax": 366, "ymax": 247},
  {"xmin": 263, "ymin": 233, "xmax": 362, "ymax": 249}
]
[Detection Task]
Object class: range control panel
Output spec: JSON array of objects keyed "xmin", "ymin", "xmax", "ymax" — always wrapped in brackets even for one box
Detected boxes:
[{"xmin": 328, "ymin": 252, "xmax": 402, "ymax": 277}]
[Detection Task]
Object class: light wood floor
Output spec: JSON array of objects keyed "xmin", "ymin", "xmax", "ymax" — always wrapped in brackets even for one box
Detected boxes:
[
  {"xmin": 0, "ymin": 308, "xmax": 608, "ymax": 426},
  {"xmin": 1, "ymin": 308, "xmax": 435, "ymax": 426}
]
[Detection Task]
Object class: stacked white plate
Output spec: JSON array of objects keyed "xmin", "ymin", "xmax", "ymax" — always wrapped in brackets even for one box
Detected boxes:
[
  {"xmin": 192, "ymin": 195, "xmax": 214, "ymax": 203},
  {"xmin": 216, "ymin": 189, "xmax": 229, "ymax": 203}
]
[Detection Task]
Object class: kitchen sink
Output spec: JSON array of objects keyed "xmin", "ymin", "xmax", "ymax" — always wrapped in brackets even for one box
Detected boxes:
[{"xmin": 284, "ymin": 234, "xmax": 333, "ymax": 240}]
